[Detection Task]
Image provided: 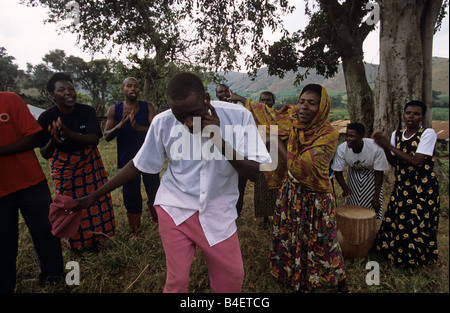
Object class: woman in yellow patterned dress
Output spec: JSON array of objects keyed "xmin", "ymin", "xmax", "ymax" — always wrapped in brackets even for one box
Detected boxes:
[
  {"xmin": 230, "ymin": 84, "xmax": 347, "ymax": 292},
  {"xmin": 372, "ymin": 101, "xmax": 440, "ymax": 266}
]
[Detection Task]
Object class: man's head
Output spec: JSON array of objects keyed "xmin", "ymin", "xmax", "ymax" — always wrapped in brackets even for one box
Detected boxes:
[
  {"xmin": 166, "ymin": 72, "xmax": 209, "ymax": 133},
  {"xmin": 122, "ymin": 77, "xmax": 140, "ymax": 101},
  {"xmin": 215, "ymin": 84, "xmax": 230, "ymax": 102},
  {"xmin": 259, "ymin": 91, "xmax": 275, "ymax": 108}
]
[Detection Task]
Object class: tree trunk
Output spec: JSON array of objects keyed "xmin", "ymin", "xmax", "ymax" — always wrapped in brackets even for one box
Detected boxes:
[
  {"xmin": 374, "ymin": 0, "xmax": 442, "ymax": 135},
  {"xmin": 342, "ymin": 51, "xmax": 375, "ymax": 136},
  {"xmin": 374, "ymin": 1, "xmax": 424, "ymax": 135},
  {"xmin": 318, "ymin": 0, "xmax": 376, "ymax": 137},
  {"xmin": 420, "ymin": 0, "xmax": 444, "ymax": 128}
]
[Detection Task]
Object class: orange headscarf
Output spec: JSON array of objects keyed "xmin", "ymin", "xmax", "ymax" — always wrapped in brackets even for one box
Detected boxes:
[{"xmin": 245, "ymin": 85, "xmax": 338, "ymax": 193}]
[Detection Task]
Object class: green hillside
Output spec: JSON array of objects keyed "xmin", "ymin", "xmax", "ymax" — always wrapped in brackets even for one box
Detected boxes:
[{"xmin": 208, "ymin": 57, "xmax": 449, "ymax": 104}]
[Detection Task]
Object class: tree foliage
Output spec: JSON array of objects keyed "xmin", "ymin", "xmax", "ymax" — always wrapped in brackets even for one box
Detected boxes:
[
  {"xmin": 0, "ymin": 47, "xmax": 24, "ymax": 92},
  {"xmin": 19, "ymin": 0, "xmax": 449, "ymax": 130},
  {"xmin": 21, "ymin": 0, "xmax": 213, "ymax": 108},
  {"xmin": 21, "ymin": 0, "xmax": 293, "ymax": 78},
  {"xmin": 23, "ymin": 49, "xmax": 118, "ymax": 115},
  {"xmin": 189, "ymin": 0, "xmax": 293, "ymax": 72}
]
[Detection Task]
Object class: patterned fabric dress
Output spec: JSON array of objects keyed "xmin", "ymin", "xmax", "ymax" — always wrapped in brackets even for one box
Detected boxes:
[
  {"xmin": 374, "ymin": 128, "xmax": 440, "ymax": 266},
  {"xmin": 50, "ymin": 146, "xmax": 116, "ymax": 248},
  {"xmin": 245, "ymin": 86, "xmax": 346, "ymax": 291},
  {"xmin": 271, "ymin": 179, "xmax": 346, "ymax": 290}
]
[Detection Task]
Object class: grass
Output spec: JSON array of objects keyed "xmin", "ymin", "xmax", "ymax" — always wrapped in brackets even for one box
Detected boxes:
[{"xmin": 13, "ymin": 139, "xmax": 449, "ymax": 294}]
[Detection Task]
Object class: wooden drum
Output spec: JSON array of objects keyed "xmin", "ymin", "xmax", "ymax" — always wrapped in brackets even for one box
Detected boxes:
[{"xmin": 336, "ymin": 205, "xmax": 377, "ymax": 259}]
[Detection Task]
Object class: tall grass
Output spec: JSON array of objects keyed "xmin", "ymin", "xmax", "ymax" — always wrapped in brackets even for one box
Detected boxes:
[{"xmin": 13, "ymin": 139, "xmax": 449, "ymax": 293}]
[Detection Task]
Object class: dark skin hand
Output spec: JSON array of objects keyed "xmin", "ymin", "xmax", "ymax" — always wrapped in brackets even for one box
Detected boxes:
[
  {"xmin": 74, "ymin": 160, "xmax": 141, "ymax": 212},
  {"xmin": 104, "ymin": 101, "xmax": 156, "ymax": 141},
  {"xmin": 201, "ymin": 99, "xmax": 261, "ymax": 182},
  {"xmin": 372, "ymin": 131, "xmax": 428, "ymax": 167},
  {"xmin": 40, "ymin": 117, "xmax": 100, "ymax": 159},
  {"xmin": 334, "ymin": 170, "xmax": 383, "ymax": 215}
]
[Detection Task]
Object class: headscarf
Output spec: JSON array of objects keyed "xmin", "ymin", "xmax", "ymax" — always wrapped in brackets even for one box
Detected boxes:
[{"xmin": 245, "ymin": 85, "xmax": 338, "ymax": 192}]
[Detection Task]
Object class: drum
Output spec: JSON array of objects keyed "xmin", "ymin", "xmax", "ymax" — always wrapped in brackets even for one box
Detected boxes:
[{"xmin": 336, "ymin": 205, "xmax": 377, "ymax": 259}]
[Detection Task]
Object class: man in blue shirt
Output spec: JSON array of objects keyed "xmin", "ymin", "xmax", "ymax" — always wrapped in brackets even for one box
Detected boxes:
[{"xmin": 104, "ymin": 77, "xmax": 160, "ymax": 239}]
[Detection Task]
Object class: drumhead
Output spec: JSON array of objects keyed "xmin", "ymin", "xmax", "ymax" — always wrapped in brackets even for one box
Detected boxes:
[{"xmin": 336, "ymin": 205, "xmax": 376, "ymax": 219}]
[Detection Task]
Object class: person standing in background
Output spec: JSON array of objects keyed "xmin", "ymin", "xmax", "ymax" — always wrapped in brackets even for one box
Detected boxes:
[
  {"xmin": 332, "ymin": 122, "xmax": 388, "ymax": 219},
  {"xmin": 38, "ymin": 73, "xmax": 115, "ymax": 258},
  {"xmin": 215, "ymin": 83, "xmax": 247, "ymax": 216},
  {"xmin": 253, "ymin": 91, "xmax": 279, "ymax": 228},
  {"xmin": 104, "ymin": 77, "xmax": 160, "ymax": 239},
  {"xmin": 215, "ymin": 84, "xmax": 232, "ymax": 102}
]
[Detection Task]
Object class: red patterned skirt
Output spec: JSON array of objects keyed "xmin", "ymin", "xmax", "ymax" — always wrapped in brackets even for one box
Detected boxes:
[{"xmin": 50, "ymin": 146, "xmax": 115, "ymax": 248}]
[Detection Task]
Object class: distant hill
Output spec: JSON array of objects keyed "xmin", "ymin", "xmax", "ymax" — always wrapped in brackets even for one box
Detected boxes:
[{"xmin": 208, "ymin": 57, "xmax": 449, "ymax": 103}]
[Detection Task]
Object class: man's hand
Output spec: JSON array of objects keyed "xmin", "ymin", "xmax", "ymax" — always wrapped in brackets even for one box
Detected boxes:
[
  {"xmin": 117, "ymin": 113, "xmax": 130, "ymax": 129},
  {"xmin": 72, "ymin": 194, "xmax": 96, "ymax": 212},
  {"xmin": 202, "ymin": 100, "xmax": 221, "ymax": 144},
  {"xmin": 227, "ymin": 89, "xmax": 247, "ymax": 104}
]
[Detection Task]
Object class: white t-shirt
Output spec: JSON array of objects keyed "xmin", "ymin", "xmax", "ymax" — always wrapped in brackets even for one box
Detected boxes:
[
  {"xmin": 133, "ymin": 100, "xmax": 271, "ymax": 246},
  {"xmin": 390, "ymin": 128, "xmax": 437, "ymax": 156},
  {"xmin": 332, "ymin": 138, "xmax": 389, "ymax": 172}
]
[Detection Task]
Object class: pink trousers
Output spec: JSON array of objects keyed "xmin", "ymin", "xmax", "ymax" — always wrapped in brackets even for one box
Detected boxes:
[{"xmin": 155, "ymin": 206, "xmax": 244, "ymax": 293}]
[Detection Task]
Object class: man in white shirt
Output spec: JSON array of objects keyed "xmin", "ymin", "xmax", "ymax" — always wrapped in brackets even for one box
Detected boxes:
[
  {"xmin": 332, "ymin": 122, "xmax": 389, "ymax": 218},
  {"xmin": 75, "ymin": 72, "xmax": 271, "ymax": 293}
]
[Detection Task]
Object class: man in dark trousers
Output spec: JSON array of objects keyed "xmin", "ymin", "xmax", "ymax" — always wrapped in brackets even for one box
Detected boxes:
[
  {"xmin": 104, "ymin": 77, "xmax": 160, "ymax": 239},
  {"xmin": 0, "ymin": 92, "xmax": 64, "ymax": 292},
  {"xmin": 215, "ymin": 83, "xmax": 247, "ymax": 216}
]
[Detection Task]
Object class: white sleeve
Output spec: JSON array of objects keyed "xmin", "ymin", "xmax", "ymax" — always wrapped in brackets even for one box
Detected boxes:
[
  {"xmin": 390, "ymin": 131, "xmax": 396, "ymax": 147},
  {"xmin": 331, "ymin": 143, "xmax": 346, "ymax": 172},
  {"xmin": 238, "ymin": 109, "xmax": 272, "ymax": 164},
  {"xmin": 416, "ymin": 128, "xmax": 437, "ymax": 156},
  {"xmin": 133, "ymin": 116, "xmax": 167, "ymax": 174},
  {"xmin": 390, "ymin": 131, "xmax": 397, "ymax": 155},
  {"xmin": 373, "ymin": 146, "xmax": 389, "ymax": 171}
]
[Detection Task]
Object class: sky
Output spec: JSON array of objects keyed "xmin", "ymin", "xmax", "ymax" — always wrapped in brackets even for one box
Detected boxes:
[{"xmin": 0, "ymin": 0, "xmax": 449, "ymax": 72}]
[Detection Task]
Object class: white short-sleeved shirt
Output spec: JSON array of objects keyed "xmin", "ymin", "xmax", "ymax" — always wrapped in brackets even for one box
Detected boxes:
[
  {"xmin": 332, "ymin": 138, "xmax": 389, "ymax": 172},
  {"xmin": 133, "ymin": 100, "xmax": 272, "ymax": 246},
  {"xmin": 390, "ymin": 128, "xmax": 437, "ymax": 156}
]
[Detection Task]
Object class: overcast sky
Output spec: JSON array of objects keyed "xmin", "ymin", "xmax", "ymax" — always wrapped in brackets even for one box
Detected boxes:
[{"xmin": 0, "ymin": 0, "xmax": 448, "ymax": 71}]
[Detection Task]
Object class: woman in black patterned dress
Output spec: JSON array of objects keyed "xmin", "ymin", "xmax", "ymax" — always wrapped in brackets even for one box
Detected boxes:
[{"xmin": 372, "ymin": 101, "xmax": 440, "ymax": 266}]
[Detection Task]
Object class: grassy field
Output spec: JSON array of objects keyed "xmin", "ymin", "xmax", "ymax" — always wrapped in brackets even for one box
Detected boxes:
[{"xmin": 13, "ymin": 139, "xmax": 449, "ymax": 294}]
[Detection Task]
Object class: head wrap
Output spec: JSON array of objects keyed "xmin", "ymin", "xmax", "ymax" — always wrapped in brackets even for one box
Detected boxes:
[{"xmin": 245, "ymin": 85, "xmax": 338, "ymax": 192}]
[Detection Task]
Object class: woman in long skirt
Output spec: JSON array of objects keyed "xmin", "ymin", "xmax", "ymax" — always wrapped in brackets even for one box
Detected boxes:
[
  {"xmin": 372, "ymin": 100, "xmax": 440, "ymax": 266},
  {"xmin": 231, "ymin": 84, "xmax": 347, "ymax": 292},
  {"xmin": 38, "ymin": 73, "xmax": 115, "ymax": 255}
]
